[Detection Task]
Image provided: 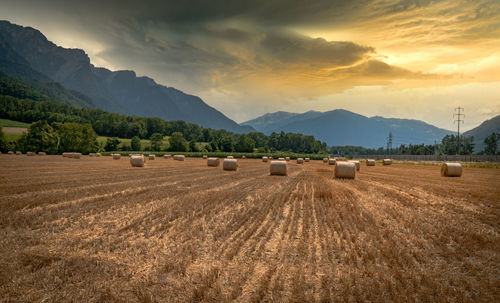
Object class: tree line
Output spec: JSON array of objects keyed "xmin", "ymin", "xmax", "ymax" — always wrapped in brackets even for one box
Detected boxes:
[{"xmin": 0, "ymin": 95, "xmax": 327, "ymax": 154}]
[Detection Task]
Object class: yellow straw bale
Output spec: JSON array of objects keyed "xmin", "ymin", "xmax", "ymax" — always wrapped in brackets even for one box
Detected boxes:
[
  {"xmin": 270, "ymin": 160, "xmax": 287, "ymax": 176},
  {"xmin": 223, "ymin": 158, "xmax": 238, "ymax": 171},
  {"xmin": 207, "ymin": 157, "xmax": 220, "ymax": 167},
  {"xmin": 334, "ymin": 161, "xmax": 356, "ymax": 179},
  {"xmin": 441, "ymin": 162, "xmax": 462, "ymax": 177}
]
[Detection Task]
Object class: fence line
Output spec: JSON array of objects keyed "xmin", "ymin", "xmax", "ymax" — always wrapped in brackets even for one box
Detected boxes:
[{"xmin": 351, "ymin": 154, "xmax": 500, "ymax": 162}]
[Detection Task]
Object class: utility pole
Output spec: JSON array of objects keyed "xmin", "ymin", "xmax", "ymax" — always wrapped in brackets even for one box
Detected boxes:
[
  {"xmin": 386, "ymin": 131, "xmax": 393, "ymax": 155},
  {"xmin": 454, "ymin": 107, "xmax": 464, "ymax": 155}
]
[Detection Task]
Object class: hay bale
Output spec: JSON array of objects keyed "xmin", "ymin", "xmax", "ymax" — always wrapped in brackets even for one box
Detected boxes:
[
  {"xmin": 202, "ymin": 155, "xmax": 208, "ymax": 159},
  {"xmin": 305, "ymin": 157, "xmax": 310, "ymax": 162},
  {"xmin": 148, "ymin": 154, "xmax": 156, "ymax": 160},
  {"xmin": 323, "ymin": 158, "xmax": 328, "ymax": 163},
  {"xmin": 270, "ymin": 160, "xmax": 287, "ymax": 176},
  {"xmin": 71, "ymin": 153, "xmax": 82, "ymax": 159},
  {"xmin": 113, "ymin": 153, "xmax": 121, "ymax": 160},
  {"xmin": 27, "ymin": 151, "xmax": 36, "ymax": 156},
  {"xmin": 130, "ymin": 155, "xmax": 145, "ymax": 167},
  {"xmin": 242, "ymin": 155, "xmax": 246, "ymax": 159},
  {"xmin": 262, "ymin": 156, "xmax": 269, "ymax": 162},
  {"xmin": 278, "ymin": 157, "xmax": 285, "ymax": 160},
  {"xmin": 223, "ymin": 158, "xmax": 238, "ymax": 171},
  {"xmin": 328, "ymin": 158, "xmax": 336, "ymax": 165},
  {"xmin": 95, "ymin": 153, "xmax": 101, "ymax": 157},
  {"xmin": 62, "ymin": 152, "xmax": 71, "ymax": 158},
  {"xmin": 38, "ymin": 152, "xmax": 46, "ymax": 156},
  {"xmin": 383, "ymin": 159, "xmax": 392, "ymax": 166},
  {"xmin": 366, "ymin": 159, "xmax": 375, "ymax": 166},
  {"xmin": 164, "ymin": 154, "xmax": 172, "ymax": 159},
  {"xmin": 207, "ymin": 157, "xmax": 220, "ymax": 167},
  {"xmin": 334, "ymin": 162, "xmax": 356, "ymax": 179},
  {"xmin": 174, "ymin": 155, "xmax": 185, "ymax": 161},
  {"xmin": 297, "ymin": 158, "xmax": 304, "ymax": 164},
  {"xmin": 269, "ymin": 156, "xmax": 273, "ymax": 160},
  {"xmin": 89, "ymin": 153, "xmax": 95, "ymax": 157},
  {"xmin": 335, "ymin": 157, "xmax": 346, "ymax": 161},
  {"xmin": 441, "ymin": 162, "xmax": 462, "ymax": 177},
  {"xmin": 348, "ymin": 160, "xmax": 360, "ymax": 171},
  {"xmin": 285, "ymin": 157, "xmax": 290, "ymax": 161},
  {"xmin": 227, "ymin": 155, "xmax": 234, "ymax": 159},
  {"xmin": 8, "ymin": 151, "xmax": 13, "ymax": 155},
  {"xmin": 15, "ymin": 151, "xmax": 22, "ymax": 155}
]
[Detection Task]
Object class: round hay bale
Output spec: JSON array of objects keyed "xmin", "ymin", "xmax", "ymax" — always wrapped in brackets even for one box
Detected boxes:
[
  {"xmin": 278, "ymin": 157, "xmax": 285, "ymax": 160},
  {"xmin": 297, "ymin": 158, "xmax": 304, "ymax": 164},
  {"xmin": 335, "ymin": 157, "xmax": 346, "ymax": 161},
  {"xmin": 174, "ymin": 155, "xmax": 185, "ymax": 161},
  {"xmin": 227, "ymin": 155, "xmax": 234, "ymax": 159},
  {"xmin": 328, "ymin": 158, "xmax": 336, "ymax": 165},
  {"xmin": 270, "ymin": 160, "xmax": 287, "ymax": 176},
  {"xmin": 164, "ymin": 154, "xmax": 172, "ymax": 159},
  {"xmin": 262, "ymin": 156, "xmax": 269, "ymax": 162},
  {"xmin": 285, "ymin": 157, "xmax": 290, "ymax": 161},
  {"xmin": 71, "ymin": 153, "xmax": 82, "ymax": 159},
  {"xmin": 27, "ymin": 151, "xmax": 36, "ymax": 156},
  {"xmin": 348, "ymin": 160, "xmax": 360, "ymax": 171},
  {"xmin": 366, "ymin": 159, "xmax": 375, "ymax": 166},
  {"xmin": 15, "ymin": 151, "xmax": 22, "ymax": 155},
  {"xmin": 323, "ymin": 158, "xmax": 328, "ymax": 163},
  {"xmin": 62, "ymin": 152, "xmax": 71, "ymax": 158},
  {"xmin": 202, "ymin": 155, "xmax": 208, "ymax": 159},
  {"xmin": 269, "ymin": 156, "xmax": 273, "ymax": 160},
  {"xmin": 95, "ymin": 153, "xmax": 101, "ymax": 157},
  {"xmin": 207, "ymin": 157, "xmax": 220, "ymax": 167},
  {"xmin": 89, "ymin": 153, "xmax": 95, "ymax": 157},
  {"xmin": 334, "ymin": 162, "xmax": 356, "ymax": 179},
  {"xmin": 8, "ymin": 151, "xmax": 14, "ymax": 155},
  {"xmin": 223, "ymin": 158, "xmax": 238, "ymax": 171},
  {"xmin": 130, "ymin": 155, "xmax": 145, "ymax": 167},
  {"xmin": 148, "ymin": 154, "xmax": 156, "ymax": 160},
  {"xmin": 113, "ymin": 153, "xmax": 121, "ymax": 160},
  {"xmin": 242, "ymin": 155, "xmax": 246, "ymax": 159},
  {"xmin": 383, "ymin": 159, "xmax": 392, "ymax": 166},
  {"xmin": 441, "ymin": 162, "xmax": 462, "ymax": 177},
  {"xmin": 38, "ymin": 152, "xmax": 46, "ymax": 156},
  {"xmin": 305, "ymin": 157, "xmax": 310, "ymax": 162}
]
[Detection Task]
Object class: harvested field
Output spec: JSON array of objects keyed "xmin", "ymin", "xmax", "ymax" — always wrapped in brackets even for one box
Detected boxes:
[{"xmin": 0, "ymin": 156, "xmax": 499, "ymax": 302}]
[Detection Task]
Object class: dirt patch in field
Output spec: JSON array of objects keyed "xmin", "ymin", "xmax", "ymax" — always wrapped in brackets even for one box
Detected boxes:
[{"xmin": 0, "ymin": 156, "xmax": 499, "ymax": 302}]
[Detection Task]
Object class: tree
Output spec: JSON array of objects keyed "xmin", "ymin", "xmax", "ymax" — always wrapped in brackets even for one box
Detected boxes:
[
  {"xmin": 0, "ymin": 122, "xmax": 8, "ymax": 152},
  {"xmin": 168, "ymin": 132, "xmax": 188, "ymax": 151},
  {"xmin": 104, "ymin": 137, "xmax": 121, "ymax": 151},
  {"xmin": 150, "ymin": 133, "xmax": 164, "ymax": 151},
  {"xmin": 189, "ymin": 140, "xmax": 199, "ymax": 152},
  {"xmin": 220, "ymin": 136, "xmax": 234, "ymax": 152},
  {"xmin": 54, "ymin": 123, "xmax": 98, "ymax": 154},
  {"xmin": 234, "ymin": 135, "xmax": 255, "ymax": 152},
  {"xmin": 131, "ymin": 136, "xmax": 141, "ymax": 151},
  {"xmin": 484, "ymin": 133, "xmax": 499, "ymax": 155},
  {"xmin": 23, "ymin": 121, "xmax": 59, "ymax": 153}
]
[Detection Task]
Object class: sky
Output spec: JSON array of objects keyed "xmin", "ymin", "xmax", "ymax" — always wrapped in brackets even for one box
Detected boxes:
[{"xmin": 1, "ymin": 0, "xmax": 499, "ymax": 131}]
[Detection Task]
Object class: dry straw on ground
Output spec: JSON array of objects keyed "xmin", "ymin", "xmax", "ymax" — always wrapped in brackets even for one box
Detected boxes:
[
  {"xmin": 269, "ymin": 160, "xmax": 287, "ymax": 176},
  {"xmin": 335, "ymin": 161, "xmax": 356, "ymax": 178},
  {"xmin": 207, "ymin": 157, "xmax": 220, "ymax": 167},
  {"xmin": 223, "ymin": 158, "xmax": 238, "ymax": 171},
  {"xmin": 441, "ymin": 162, "xmax": 462, "ymax": 177}
]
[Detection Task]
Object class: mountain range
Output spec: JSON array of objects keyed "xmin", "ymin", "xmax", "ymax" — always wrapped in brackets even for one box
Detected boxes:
[
  {"xmin": 0, "ymin": 20, "xmax": 253, "ymax": 133},
  {"xmin": 242, "ymin": 110, "xmax": 499, "ymax": 150},
  {"xmin": 0, "ymin": 20, "xmax": 498, "ymax": 150}
]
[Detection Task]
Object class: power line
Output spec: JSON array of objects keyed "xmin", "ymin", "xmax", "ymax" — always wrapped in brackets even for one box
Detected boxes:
[{"xmin": 454, "ymin": 107, "xmax": 465, "ymax": 154}]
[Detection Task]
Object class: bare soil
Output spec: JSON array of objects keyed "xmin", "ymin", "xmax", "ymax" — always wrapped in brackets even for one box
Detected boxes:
[{"xmin": 0, "ymin": 155, "xmax": 498, "ymax": 302}]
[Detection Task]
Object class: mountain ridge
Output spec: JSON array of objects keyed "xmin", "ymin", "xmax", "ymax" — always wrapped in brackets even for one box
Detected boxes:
[{"xmin": 0, "ymin": 20, "xmax": 254, "ymax": 133}]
